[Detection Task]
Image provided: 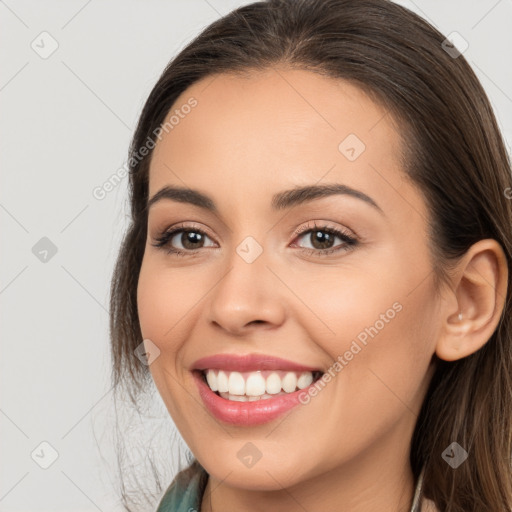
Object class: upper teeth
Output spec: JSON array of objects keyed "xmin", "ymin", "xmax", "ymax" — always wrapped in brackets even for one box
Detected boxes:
[{"xmin": 205, "ymin": 369, "xmax": 315, "ymax": 396}]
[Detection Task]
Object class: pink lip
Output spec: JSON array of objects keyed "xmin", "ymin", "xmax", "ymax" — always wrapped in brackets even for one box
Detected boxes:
[
  {"xmin": 193, "ymin": 371, "xmax": 318, "ymax": 426},
  {"xmin": 192, "ymin": 353, "xmax": 322, "ymax": 372}
]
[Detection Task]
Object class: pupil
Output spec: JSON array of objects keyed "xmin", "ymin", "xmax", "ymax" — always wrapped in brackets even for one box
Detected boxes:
[
  {"xmin": 312, "ymin": 230, "xmax": 333, "ymax": 249},
  {"xmin": 183, "ymin": 231, "xmax": 203, "ymax": 249}
]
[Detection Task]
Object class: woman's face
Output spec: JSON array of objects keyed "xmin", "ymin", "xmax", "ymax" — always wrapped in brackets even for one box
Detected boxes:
[{"xmin": 137, "ymin": 68, "xmax": 441, "ymax": 490}]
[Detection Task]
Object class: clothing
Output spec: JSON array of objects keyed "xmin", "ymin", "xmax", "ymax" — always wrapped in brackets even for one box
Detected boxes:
[
  {"xmin": 156, "ymin": 460, "xmax": 208, "ymax": 512},
  {"xmin": 155, "ymin": 459, "xmax": 438, "ymax": 512}
]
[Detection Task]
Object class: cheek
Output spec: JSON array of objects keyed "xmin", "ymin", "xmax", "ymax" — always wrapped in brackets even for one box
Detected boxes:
[
  {"xmin": 290, "ymin": 259, "xmax": 437, "ymax": 403},
  {"xmin": 137, "ymin": 258, "xmax": 196, "ymax": 350},
  {"xmin": 136, "ymin": 258, "xmax": 192, "ymax": 417},
  {"xmin": 137, "ymin": 259, "xmax": 166, "ymax": 343},
  {"xmin": 289, "ymin": 270, "xmax": 437, "ymax": 459},
  {"xmin": 286, "ymin": 263, "xmax": 405, "ymax": 352}
]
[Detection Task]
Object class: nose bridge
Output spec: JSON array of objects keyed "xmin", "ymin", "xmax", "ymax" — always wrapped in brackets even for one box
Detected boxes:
[{"xmin": 207, "ymin": 232, "xmax": 286, "ymax": 332}]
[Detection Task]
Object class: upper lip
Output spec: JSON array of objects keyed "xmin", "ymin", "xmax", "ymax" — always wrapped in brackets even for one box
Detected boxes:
[{"xmin": 192, "ymin": 353, "xmax": 323, "ymax": 373}]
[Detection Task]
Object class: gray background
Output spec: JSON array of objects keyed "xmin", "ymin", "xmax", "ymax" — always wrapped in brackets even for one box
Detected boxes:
[{"xmin": 1, "ymin": 1, "xmax": 511, "ymax": 511}]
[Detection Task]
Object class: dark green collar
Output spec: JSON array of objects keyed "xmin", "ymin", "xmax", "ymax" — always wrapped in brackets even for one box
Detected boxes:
[{"xmin": 155, "ymin": 460, "xmax": 208, "ymax": 512}]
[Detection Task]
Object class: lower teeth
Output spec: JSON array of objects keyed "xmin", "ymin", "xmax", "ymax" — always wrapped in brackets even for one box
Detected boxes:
[{"xmin": 218, "ymin": 390, "xmax": 289, "ymax": 401}]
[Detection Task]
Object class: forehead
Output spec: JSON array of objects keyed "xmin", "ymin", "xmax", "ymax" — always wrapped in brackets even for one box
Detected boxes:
[{"xmin": 148, "ymin": 67, "xmax": 419, "ymax": 221}]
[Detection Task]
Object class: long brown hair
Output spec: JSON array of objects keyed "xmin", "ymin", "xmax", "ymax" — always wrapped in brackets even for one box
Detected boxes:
[{"xmin": 109, "ymin": 0, "xmax": 512, "ymax": 509}]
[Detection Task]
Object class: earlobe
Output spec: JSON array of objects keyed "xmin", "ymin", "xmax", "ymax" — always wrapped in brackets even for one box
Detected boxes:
[{"xmin": 435, "ymin": 239, "xmax": 508, "ymax": 362}]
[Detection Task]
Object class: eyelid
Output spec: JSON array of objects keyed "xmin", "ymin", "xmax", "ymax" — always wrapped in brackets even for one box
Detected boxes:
[
  {"xmin": 292, "ymin": 220, "xmax": 356, "ymax": 239},
  {"xmin": 153, "ymin": 221, "xmax": 217, "ymax": 241}
]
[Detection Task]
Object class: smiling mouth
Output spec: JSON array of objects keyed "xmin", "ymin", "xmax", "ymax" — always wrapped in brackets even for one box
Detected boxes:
[{"xmin": 198, "ymin": 369, "xmax": 324, "ymax": 402}]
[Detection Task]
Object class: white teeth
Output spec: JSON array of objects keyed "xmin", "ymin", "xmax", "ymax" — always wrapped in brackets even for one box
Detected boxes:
[
  {"xmin": 203, "ymin": 369, "xmax": 319, "ymax": 399},
  {"xmin": 206, "ymin": 369, "xmax": 218, "ymax": 392},
  {"xmin": 217, "ymin": 370, "xmax": 229, "ymax": 393},
  {"xmin": 245, "ymin": 372, "xmax": 267, "ymax": 396},
  {"xmin": 266, "ymin": 372, "xmax": 282, "ymax": 394},
  {"xmin": 282, "ymin": 372, "xmax": 297, "ymax": 393},
  {"xmin": 297, "ymin": 372, "xmax": 313, "ymax": 389},
  {"xmin": 227, "ymin": 394, "xmax": 246, "ymax": 401},
  {"xmin": 228, "ymin": 371, "xmax": 245, "ymax": 395}
]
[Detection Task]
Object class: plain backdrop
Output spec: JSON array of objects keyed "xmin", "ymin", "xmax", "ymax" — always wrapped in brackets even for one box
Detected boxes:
[{"xmin": 1, "ymin": 1, "xmax": 511, "ymax": 511}]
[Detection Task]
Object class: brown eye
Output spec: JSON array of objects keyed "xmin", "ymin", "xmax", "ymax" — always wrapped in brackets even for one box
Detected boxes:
[
  {"xmin": 301, "ymin": 229, "xmax": 337, "ymax": 250},
  {"xmin": 174, "ymin": 230, "xmax": 206, "ymax": 250},
  {"xmin": 152, "ymin": 226, "xmax": 216, "ymax": 255},
  {"xmin": 292, "ymin": 223, "xmax": 358, "ymax": 256}
]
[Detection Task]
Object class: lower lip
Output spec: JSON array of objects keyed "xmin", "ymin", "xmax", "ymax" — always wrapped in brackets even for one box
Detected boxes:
[{"xmin": 193, "ymin": 371, "xmax": 316, "ymax": 426}]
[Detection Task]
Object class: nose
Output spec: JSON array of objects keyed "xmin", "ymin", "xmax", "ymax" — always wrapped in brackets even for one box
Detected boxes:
[{"xmin": 206, "ymin": 246, "xmax": 287, "ymax": 336}]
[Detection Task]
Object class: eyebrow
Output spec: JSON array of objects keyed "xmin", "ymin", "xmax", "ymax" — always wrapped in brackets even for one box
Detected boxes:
[{"xmin": 147, "ymin": 183, "xmax": 384, "ymax": 215}]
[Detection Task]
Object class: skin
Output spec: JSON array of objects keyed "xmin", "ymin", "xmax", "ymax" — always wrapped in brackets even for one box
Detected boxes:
[{"xmin": 136, "ymin": 67, "xmax": 508, "ymax": 512}]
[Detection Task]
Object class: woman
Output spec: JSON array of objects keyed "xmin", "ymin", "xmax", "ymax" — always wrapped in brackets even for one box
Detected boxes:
[{"xmin": 109, "ymin": 0, "xmax": 512, "ymax": 510}]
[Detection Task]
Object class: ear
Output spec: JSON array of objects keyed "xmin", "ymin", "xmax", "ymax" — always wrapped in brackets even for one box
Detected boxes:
[{"xmin": 435, "ymin": 239, "xmax": 509, "ymax": 361}]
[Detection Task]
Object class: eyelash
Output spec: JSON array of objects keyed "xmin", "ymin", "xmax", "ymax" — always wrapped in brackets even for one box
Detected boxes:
[{"xmin": 151, "ymin": 221, "xmax": 358, "ymax": 258}]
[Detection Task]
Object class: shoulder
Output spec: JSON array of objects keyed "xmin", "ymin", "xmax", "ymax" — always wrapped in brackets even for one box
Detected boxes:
[{"xmin": 155, "ymin": 459, "xmax": 209, "ymax": 512}]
